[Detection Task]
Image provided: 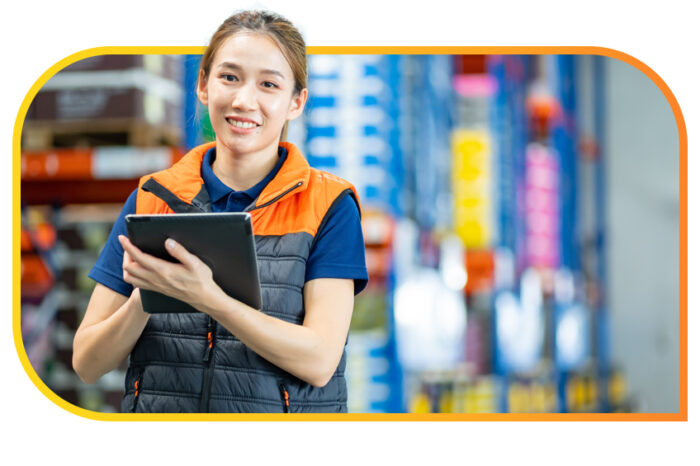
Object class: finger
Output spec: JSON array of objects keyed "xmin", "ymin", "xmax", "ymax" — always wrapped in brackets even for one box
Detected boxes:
[
  {"xmin": 118, "ymin": 235, "xmax": 164, "ymax": 271},
  {"xmin": 123, "ymin": 264, "xmax": 167, "ymax": 292},
  {"xmin": 164, "ymin": 238, "xmax": 198, "ymax": 268},
  {"xmin": 123, "ymin": 247, "xmax": 132, "ymax": 282},
  {"xmin": 122, "ymin": 265, "xmax": 138, "ymax": 286},
  {"xmin": 123, "ymin": 261, "xmax": 152, "ymax": 282},
  {"xmin": 123, "ymin": 256, "xmax": 151, "ymax": 284},
  {"xmin": 124, "ymin": 270, "xmax": 182, "ymax": 299},
  {"xmin": 119, "ymin": 235, "xmax": 146, "ymax": 264},
  {"xmin": 124, "ymin": 276, "xmax": 154, "ymax": 292},
  {"xmin": 121, "ymin": 260, "xmax": 158, "ymax": 288},
  {"xmin": 123, "ymin": 249, "xmax": 134, "ymax": 269}
]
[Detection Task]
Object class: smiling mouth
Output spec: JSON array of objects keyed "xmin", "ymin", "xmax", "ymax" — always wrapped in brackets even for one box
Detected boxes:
[{"xmin": 226, "ymin": 118, "xmax": 259, "ymax": 129}]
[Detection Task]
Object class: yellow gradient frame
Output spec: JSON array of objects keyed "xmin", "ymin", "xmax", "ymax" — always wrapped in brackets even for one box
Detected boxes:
[{"xmin": 13, "ymin": 46, "xmax": 688, "ymax": 422}]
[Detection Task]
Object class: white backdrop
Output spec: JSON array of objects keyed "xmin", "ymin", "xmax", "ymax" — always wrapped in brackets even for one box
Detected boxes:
[{"xmin": 2, "ymin": 0, "xmax": 696, "ymax": 464}]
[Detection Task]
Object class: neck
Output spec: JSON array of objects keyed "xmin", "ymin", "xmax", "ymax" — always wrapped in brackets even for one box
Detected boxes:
[{"xmin": 212, "ymin": 140, "xmax": 280, "ymax": 192}]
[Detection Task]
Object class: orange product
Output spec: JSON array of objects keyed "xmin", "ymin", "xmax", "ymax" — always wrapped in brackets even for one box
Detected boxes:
[{"xmin": 464, "ymin": 250, "xmax": 495, "ymax": 294}]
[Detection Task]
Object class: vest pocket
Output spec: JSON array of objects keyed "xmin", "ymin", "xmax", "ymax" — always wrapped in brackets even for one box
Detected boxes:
[
  {"xmin": 278, "ymin": 383, "xmax": 291, "ymax": 413},
  {"xmin": 130, "ymin": 373, "xmax": 144, "ymax": 413}
]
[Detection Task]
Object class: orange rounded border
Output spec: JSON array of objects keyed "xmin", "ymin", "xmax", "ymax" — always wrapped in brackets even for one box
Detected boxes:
[{"xmin": 13, "ymin": 46, "xmax": 687, "ymax": 422}]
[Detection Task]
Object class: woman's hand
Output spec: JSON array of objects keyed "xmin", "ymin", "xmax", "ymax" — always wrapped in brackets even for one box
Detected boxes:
[{"xmin": 118, "ymin": 235, "xmax": 224, "ymax": 312}]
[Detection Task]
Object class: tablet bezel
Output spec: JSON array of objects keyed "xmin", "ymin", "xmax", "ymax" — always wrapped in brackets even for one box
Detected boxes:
[{"xmin": 125, "ymin": 212, "xmax": 262, "ymax": 313}]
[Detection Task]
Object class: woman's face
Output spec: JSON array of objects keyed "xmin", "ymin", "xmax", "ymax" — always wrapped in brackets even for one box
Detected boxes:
[{"xmin": 198, "ymin": 32, "xmax": 307, "ymax": 158}]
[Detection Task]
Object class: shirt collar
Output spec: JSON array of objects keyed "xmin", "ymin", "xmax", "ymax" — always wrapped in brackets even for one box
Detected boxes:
[{"xmin": 201, "ymin": 146, "xmax": 288, "ymax": 203}]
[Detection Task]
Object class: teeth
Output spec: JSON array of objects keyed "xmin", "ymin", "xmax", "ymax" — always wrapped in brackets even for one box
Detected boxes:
[{"xmin": 228, "ymin": 119, "xmax": 257, "ymax": 129}]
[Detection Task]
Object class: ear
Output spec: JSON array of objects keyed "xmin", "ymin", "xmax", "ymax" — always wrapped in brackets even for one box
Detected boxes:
[
  {"xmin": 286, "ymin": 88, "xmax": 308, "ymax": 121},
  {"xmin": 197, "ymin": 69, "xmax": 209, "ymax": 106}
]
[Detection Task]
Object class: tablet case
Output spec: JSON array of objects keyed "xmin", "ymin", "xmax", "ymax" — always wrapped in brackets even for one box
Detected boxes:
[{"xmin": 125, "ymin": 213, "xmax": 262, "ymax": 313}]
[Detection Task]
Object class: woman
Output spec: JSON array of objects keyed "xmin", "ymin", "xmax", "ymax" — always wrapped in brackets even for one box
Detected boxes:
[{"xmin": 72, "ymin": 10, "xmax": 368, "ymax": 413}]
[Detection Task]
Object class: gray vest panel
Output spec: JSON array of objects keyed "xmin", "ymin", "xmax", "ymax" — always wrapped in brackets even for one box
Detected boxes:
[{"xmin": 121, "ymin": 231, "xmax": 348, "ymax": 413}]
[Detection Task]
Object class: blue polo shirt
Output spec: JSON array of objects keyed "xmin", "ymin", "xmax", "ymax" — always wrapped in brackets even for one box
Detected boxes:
[{"xmin": 89, "ymin": 146, "xmax": 368, "ymax": 297}]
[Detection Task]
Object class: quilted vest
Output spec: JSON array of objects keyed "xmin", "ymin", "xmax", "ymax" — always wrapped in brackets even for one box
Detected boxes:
[{"xmin": 120, "ymin": 141, "xmax": 360, "ymax": 413}]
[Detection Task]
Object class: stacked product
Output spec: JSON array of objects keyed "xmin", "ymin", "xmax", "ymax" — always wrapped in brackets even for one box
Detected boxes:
[
  {"xmin": 20, "ymin": 54, "xmax": 186, "ymax": 412},
  {"xmin": 23, "ymin": 55, "xmax": 183, "ymax": 149}
]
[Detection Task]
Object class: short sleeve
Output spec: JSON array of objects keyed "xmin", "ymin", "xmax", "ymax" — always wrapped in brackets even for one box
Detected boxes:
[
  {"xmin": 88, "ymin": 189, "xmax": 138, "ymax": 297},
  {"xmin": 305, "ymin": 193, "xmax": 368, "ymax": 295}
]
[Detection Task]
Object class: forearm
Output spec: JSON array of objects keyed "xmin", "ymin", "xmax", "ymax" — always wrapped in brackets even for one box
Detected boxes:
[
  {"xmin": 73, "ymin": 290, "xmax": 149, "ymax": 384},
  {"xmin": 198, "ymin": 289, "xmax": 335, "ymax": 387}
]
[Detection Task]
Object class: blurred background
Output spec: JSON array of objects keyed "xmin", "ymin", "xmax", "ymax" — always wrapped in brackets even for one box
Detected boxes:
[{"xmin": 19, "ymin": 53, "xmax": 679, "ymax": 414}]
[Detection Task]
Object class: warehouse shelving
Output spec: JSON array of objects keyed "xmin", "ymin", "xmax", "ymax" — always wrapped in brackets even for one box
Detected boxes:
[{"xmin": 18, "ymin": 52, "xmax": 639, "ymax": 414}]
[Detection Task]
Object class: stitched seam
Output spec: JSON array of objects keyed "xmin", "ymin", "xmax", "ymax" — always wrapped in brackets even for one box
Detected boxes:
[
  {"xmin": 260, "ymin": 283, "xmax": 302, "ymax": 291},
  {"xmin": 141, "ymin": 331, "xmax": 206, "ymax": 339},
  {"xmin": 208, "ymin": 394, "xmax": 286, "ymax": 405},
  {"xmin": 283, "ymin": 400, "xmax": 345, "ymax": 407},
  {"xmin": 213, "ymin": 365, "xmax": 282, "ymax": 376},
  {"xmin": 128, "ymin": 360, "xmax": 343, "ymax": 377},
  {"xmin": 208, "ymin": 394, "xmax": 343, "ymax": 407},
  {"xmin": 129, "ymin": 360, "xmax": 206, "ymax": 369},
  {"xmin": 126, "ymin": 389, "xmax": 344, "ymax": 405},
  {"xmin": 130, "ymin": 389, "xmax": 200, "ymax": 399},
  {"xmin": 257, "ymin": 255, "xmax": 307, "ymax": 262},
  {"xmin": 211, "ymin": 364, "xmax": 344, "ymax": 377}
]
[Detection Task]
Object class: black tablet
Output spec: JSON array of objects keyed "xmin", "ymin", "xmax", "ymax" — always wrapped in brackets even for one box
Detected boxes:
[{"xmin": 125, "ymin": 213, "xmax": 262, "ymax": 313}]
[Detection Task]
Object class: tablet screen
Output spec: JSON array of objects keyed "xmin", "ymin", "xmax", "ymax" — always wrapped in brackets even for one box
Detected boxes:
[{"xmin": 125, "ymin": 213, "xmax": 262, "ymax": 313}]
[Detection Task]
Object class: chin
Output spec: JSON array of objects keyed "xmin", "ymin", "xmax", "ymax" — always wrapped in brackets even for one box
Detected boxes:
[{"xmin": 219, "ymin": 135, "xmax": 276, "ymax": 156}]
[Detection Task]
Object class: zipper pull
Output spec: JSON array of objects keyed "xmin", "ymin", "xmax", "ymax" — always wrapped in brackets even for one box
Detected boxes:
[
  {"xmin": 279, "ymin": 383, "xmax": 290, "ymax": 413},
  {"xmin": 203, "ymin": 317, "xmax": 217, "ymax": 362},
  {"xmin": 130, "ymin": 375, "xmax": 143, "ymax": 412},
  {"xmin": 203, "ymin": 330, "xmax": 215, "ymax": 362}
]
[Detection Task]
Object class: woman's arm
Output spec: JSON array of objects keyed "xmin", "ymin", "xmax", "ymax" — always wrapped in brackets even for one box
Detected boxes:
[
  {"xmin": 119, "ymin": 235, "xmax": 354, "ymax": 387},
  {"xmin": 72, "ymin": 189, "xmax": 149, "ymax": 384},
  {"xmin": 72, "ymin": 285, "xmax": 149, "ymax": 385},
  {"xmin": 203, "ymin": 277, "xmax": 353, "ymax": 387}
]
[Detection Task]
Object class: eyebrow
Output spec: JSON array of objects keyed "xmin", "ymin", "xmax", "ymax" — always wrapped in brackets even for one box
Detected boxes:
[{"xmin": 218, "ymin": 61, "xmax": 285, "ymax": 79}]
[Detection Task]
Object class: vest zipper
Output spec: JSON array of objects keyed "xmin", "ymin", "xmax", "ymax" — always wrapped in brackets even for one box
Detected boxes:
[
  {"xmin": 278, "ymin": 383, "xmax": 291, "ymax": 413},
  {"xmin": 130, "ymin": 373, "xmax": 144, "ymax": 412},
  {"xmin": 199, "ymin": 317, "xmax": 217, "ymax": 412},
  {"xmin": 203, "ymin": 326, "xmax": 215, "ymax": 362},
  {"xmin": 247, "ymin": 181, "xmax": 303, "ymax": 212}
]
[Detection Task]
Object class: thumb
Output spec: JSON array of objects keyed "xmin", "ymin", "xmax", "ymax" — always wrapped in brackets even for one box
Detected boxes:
[{"xmin": 164, "ymin": 238, "xmax": 196, "ymax": 267}]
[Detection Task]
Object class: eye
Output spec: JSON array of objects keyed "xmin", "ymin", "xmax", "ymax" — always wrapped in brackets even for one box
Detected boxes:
[
  {"xmin": 221, "ymin": 74, "xmax": 238, "ymax": 82},
  {"xmin": 261, "ymin": 81, "xmax": 278, "ymax": 89}
]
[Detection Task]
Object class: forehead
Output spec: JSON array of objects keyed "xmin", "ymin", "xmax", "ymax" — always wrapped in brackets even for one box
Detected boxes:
[{"xmin": 212, "ymin": 31, "xmax": 293, "ymax": 79}]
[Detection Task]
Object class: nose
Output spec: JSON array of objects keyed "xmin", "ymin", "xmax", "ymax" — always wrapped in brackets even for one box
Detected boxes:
[{"xmin": 231, "ymin": 81, "xmax": 257, "ymax": 111}]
